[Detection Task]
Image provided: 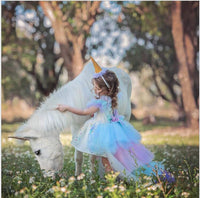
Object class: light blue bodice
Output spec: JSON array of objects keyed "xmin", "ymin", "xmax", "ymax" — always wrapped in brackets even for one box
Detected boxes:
[{"xmin": 87, "ymin": 95, "xmax": 113, "ymax": 122}]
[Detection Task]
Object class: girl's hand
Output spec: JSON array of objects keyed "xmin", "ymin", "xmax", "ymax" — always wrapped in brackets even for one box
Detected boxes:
[
  {"xmin": 56, "ymin": 105, "xmax": 98, "ymax": 116},
  {"xmin": 56, "ymin": 104, "xmax": 68, "ymax": 112}
]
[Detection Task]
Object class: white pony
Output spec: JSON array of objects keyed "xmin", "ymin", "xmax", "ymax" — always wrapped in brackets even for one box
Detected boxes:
[{"xmin": 10, "ymin": 61, "xmax": 132, "ymax": 177}]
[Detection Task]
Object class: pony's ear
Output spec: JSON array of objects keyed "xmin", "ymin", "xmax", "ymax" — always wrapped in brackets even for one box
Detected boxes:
[
  {"xmin": 8, "ymin": 136, "xmax": 38, "ymax": 141},
  {"xmin": 13, "ymin": 124, "xmax": 40, "ymax": 141}
]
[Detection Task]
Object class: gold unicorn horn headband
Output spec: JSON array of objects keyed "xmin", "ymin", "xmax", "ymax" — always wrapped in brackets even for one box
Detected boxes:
[{"xmin": 90, "ymin": 57, "xmax": 110, "ymax": 89}]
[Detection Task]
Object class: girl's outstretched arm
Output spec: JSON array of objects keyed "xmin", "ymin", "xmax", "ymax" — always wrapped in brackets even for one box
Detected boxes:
[{"xmin": 56, "ymin": 104, "xmax": 98, "ymax": 116}]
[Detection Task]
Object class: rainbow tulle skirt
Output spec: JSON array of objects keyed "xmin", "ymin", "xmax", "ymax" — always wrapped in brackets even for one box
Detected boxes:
[{"xmin": 71, "ymin": 118, "xmax": 170, "ymax": 180}]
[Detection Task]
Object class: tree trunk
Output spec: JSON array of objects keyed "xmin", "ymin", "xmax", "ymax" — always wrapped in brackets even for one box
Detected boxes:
[
  {"xmin": 40, "ymin": 1, "xmax": 78, "ymax": 81},
  {"xmin": 40, "ymin": 1, "xmax": 100, "ymax": 81},
  {"xmin": 171, "ymin": 1, "xmax": 199, "ymax": 129},
  {"xmin": 182, "ymin": 2, "xmax": 199, "ymax": 106}
]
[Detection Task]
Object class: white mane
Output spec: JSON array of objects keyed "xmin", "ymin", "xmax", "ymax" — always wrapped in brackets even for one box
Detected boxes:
[{"xmin": 15, "ymin": 62, "xmax": 132, "ymax": 138}]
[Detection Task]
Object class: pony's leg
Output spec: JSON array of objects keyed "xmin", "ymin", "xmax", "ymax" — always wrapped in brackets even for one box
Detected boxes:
[
  {"xmin": 74, "ymin": 149, "xmax": 83, "ymax": 176},
  {"xmin": 90, "ymin": 155, "xmax": 97, "ymax": 173},
  {"xmin": 98, "ymin": 157, "xmax": 105, "ymax": 178},
  {"xmin": 90, "ymin": 155, "xmax": 105, "ymax": 178}
]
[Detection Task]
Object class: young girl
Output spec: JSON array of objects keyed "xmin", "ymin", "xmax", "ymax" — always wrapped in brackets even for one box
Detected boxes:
[{"xmin": 57, "ymin": 57, "xmax": 173, "ymax": 181}]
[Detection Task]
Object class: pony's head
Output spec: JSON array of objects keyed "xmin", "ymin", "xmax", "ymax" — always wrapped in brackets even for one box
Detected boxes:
[{"xmin": 9, "ymin": 128, "xmax": 64, "ymax": 177}]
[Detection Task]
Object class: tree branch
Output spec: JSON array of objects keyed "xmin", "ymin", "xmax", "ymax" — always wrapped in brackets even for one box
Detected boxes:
[{"xmin": 151, "ymin": 65, "xmax": 171, "ymax": 102}]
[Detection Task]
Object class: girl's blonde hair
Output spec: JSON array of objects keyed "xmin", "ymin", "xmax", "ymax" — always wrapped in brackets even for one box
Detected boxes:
[{"xmin": 93, "ymin": 70, "xmax": 119, "ymax": 109}]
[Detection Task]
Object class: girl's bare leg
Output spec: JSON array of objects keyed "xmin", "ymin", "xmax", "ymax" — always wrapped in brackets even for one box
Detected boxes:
[{"xmin": 102, "ymin": 157, "xmax": 113, "ymax": 172}]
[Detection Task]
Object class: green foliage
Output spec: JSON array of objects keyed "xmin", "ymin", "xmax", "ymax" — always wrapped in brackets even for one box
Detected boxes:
[
  {"xmin": 2, "ymin": 3, "xmax": 38, "ymax": 103},
  {"xmin": 2, "ymin": 54, "xmax": 38, "ymax": 104},
  {"xmin": 2, "ymin": 2, "xmax": 64, "ymax": 104},
  {"xmin": 2, "ymin": 1, "xmax": 102, "ymax": 104}
]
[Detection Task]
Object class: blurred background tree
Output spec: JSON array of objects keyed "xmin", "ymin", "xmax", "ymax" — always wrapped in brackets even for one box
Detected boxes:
[
  {"xmin": 2, "ymin": 1, "xmax": 36, "ymax": 105},
  {"xmin": 171, "ymin": 1, "xmax": 199, "ymax": 128},
  {"xmin": 118, "ymin": 2, "xmax": 184, "ymax": 115},
  {"xmin": 2, "ymin": 1, "xmax": 64, "ymax": 105},
  {"xmin": 87, "ymin": 1, "xmax": 199, "ymax": 127}
]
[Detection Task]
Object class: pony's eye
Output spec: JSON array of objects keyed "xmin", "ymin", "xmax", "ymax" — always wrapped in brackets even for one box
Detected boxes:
[{"xmin": 34, "ymin": 150, "xmax": 41, "ymax": 156}]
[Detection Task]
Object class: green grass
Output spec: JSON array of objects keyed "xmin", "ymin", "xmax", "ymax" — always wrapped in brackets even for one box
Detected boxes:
[
  {"xmin": 1, "ymin": 120, "xmax": 199, "ymax": 198},
  {"xmin": 141, "ymin": 134, "xmax": 199, "ymax": 146},
  {"xmin": 131, "ymin": 118, "xmax": 182, "ymax": 132},
  {"xmin": 1, "ymin": 117, "xmax": 182, "ymax": 134},
  {"xmin": 1, "ymin": 122, "xmax": 21, "ymax": 133},
  {"xmin": 2, "ymin": 143, "xmax": 199, "ymax": 198}
]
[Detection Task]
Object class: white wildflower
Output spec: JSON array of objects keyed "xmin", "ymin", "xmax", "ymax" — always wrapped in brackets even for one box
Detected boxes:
[
  {"xmin": 46, "ymin": 188, "xmax": 54, "ymax": 194},
  {"xmin": 147, "ymin": 192, "xmax": 153, "ymax": 196},
  {"xmin": 90, "ymin": 180, "xmax": 96, "ymax": 184},
  {"xmin": 20, "ymin": 188, "xmax": 25, "ymax": 194},
  {"xmin": 181, "ymin": 192, "xmax": 190, "ymax": 198},
  {"xmin": 111, "ymin": 185, "xmax": 118, "ymax": 189},
  {"xmin": 29, "ymin": 176, "xmax": 35, "ymax": 184},
  {"xmin": 66, "ymin": 190, "xmax": 71, "ymax": 194},
  {"xmin": 146, "ymin": 176, "xmax": 152, "ymax": 181},
  {"xmin": 104, "ymin": 187, "xmax": 114, "ymax": 192},
  {"xmin": 32, "ymin": 185, "xmax": 37, "ymax": 191},
  {"xmin": 68, "ymin": 176, "xmax": 76, "ymax": 184},
  {"xmin": 142, "ymin": 182, "xmax": 152, "ymax": 188},
  {"xmin": 52, "ymin": 186, "xmax": 60, "ymax": 192},
  {"xmin": 119, "ymin": 185, "xmax": 126, "ymax": 192},
  {"xmin": 59, "ymin": 179, "xmax": 65, "ymax": 187},
  {"xmin": 14, "ymin": 192, "xmax": 19, "ymax": 196},
  {"xmin": 108, "ymin": 188, "xmax": 114, "ymax": 192},
  {"xmin": 136, "ymin": 188, "xmax": 141, "ymax": 193},
  {"xmin": 77, "ymin": 173, "xmax": 85, "ymax": 180},
  {"xmin": 61, "ymin": 187, "xmax": 66, "ymax": 192}
]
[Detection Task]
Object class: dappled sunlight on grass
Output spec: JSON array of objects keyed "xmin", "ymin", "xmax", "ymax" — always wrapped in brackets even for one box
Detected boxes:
[
  {"xmin": 2, "ymin": 129, "xmax": 198, "ymax": 149},
  {"xmin": 60, "ymin": 133, "xmax": 72, "ymax": 146},
  {"xmin": 2, "ymin": 119, "xmax": 198, "ymax": 148},
  {"xmin": 131, "ymin": 118, "xmax": 183, "ymax": 132},
  {"xmin": 141, "ymin": 126, "xmax": 199, "ymax": 146},
  {"xmin": 142, "ymin": 133, "xmax": 199, "ymax": 146},
  {"xmin": 1, "ymin": 132, "xmax": 30, "ymax": 148},
  {"xmin": 1, "ymin": 122, "xmax": 21, "ymax": 133},
  {"xmin": 1, "ymin": 132, "xmax": 30, "ymax": 149}
]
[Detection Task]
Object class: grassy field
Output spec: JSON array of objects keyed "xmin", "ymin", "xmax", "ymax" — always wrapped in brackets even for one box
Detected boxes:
[{"xmin": 2, "ymin": 120, "xmax": 199, "ymax": 198}]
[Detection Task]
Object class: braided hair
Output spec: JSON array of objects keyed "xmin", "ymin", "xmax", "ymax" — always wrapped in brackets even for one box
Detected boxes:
[{"xmin": 93, "ymin": 70, "xmax": 119, "ymax": 109}]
